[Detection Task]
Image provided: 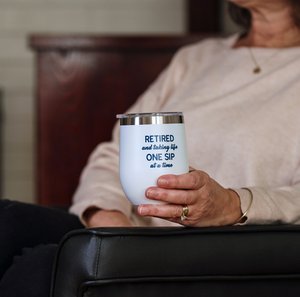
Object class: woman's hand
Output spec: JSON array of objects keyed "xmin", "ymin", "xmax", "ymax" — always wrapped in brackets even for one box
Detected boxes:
[
  {"xmin": 83, "ymin": 208, "xmax": 133, "ymax": 228},
  {"xmin": 137, "ymin": 167, "xmax": 242, "ymax": 227}
]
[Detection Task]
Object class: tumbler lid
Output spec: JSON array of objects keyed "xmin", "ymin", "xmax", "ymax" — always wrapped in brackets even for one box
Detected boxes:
[{"xmin": 117, "ymin": 112, "xmax": 184, "ymax": 125}]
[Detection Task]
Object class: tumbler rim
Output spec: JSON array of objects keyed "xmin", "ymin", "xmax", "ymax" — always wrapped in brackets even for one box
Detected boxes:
[
  {"xmin": 116, "ymin": 112, "xmax": 183, "ymax": 118},
  {"xmin": 117, "ymin": 112, "xmax": 184, "ymax": 125}
]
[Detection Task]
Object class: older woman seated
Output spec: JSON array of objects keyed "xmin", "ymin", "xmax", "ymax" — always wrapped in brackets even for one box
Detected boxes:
[
  {"xmin": 73, "ymin": 0, "xmax": 300, "ymax": 228},
  {"xmin": 1, "ymin": 0, "xmax": 300, "ymax": 296}
]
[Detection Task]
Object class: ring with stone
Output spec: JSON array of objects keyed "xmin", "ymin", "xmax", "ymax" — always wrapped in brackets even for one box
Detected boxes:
[{"xmin": 181, "ymin": 205, "xmax": 189, "ymax": 221}]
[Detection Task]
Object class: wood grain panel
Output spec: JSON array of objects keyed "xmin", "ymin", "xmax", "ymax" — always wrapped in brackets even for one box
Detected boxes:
[{"xmin": 188, "ymin": 0, "xmax": 221, "ymax": 33}]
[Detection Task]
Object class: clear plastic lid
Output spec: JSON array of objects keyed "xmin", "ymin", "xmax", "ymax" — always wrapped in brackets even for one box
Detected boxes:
[{"xmin": 117, "ymin": 112, "xmax": 184, "ymax": 125}]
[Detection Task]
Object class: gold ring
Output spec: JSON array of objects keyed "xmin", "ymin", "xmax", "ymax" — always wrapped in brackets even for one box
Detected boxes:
[{"xmin": 181, "ymin": 205, "xmax": 189, "ymax": 221}]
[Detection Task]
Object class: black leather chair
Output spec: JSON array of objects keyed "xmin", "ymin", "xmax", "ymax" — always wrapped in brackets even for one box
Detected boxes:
[{"xmin": 51, "ymin": 225, "xmax": 300, "ymax": 297}]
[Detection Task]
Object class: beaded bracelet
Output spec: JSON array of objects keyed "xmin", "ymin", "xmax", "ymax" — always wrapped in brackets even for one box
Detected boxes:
[{"xmin": 234, "ymin": 188, "xmax": 253, "ymax": 224}]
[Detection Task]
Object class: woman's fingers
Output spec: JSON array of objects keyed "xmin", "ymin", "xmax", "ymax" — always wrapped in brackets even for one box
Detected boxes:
[
  {"xmin": 138, "ymin": 203, "xmax": 187, "ymax": 219},
  {"xmin": 145, "ymin": 170, "xmax": 211, "ymax": 204},
  {"xmin": 157, "ymin": 170, "xmax": 210, "ymax": 190},
  {"xmin": 138, "ymin": 203, "xmax": 201, "ymax": 226},
  {"xmin": 145, "ymin": 187, "xmax": 196, "ymax": 205}
]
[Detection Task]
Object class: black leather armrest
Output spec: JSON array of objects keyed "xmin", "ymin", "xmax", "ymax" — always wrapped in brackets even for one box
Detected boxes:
[{"xmin": 51, "ymin": 225, "xmax": 300, "ymax": 297}]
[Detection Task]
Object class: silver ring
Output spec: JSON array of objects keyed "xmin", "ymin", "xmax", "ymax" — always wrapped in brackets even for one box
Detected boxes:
[{"xmin": 181, "ymin": 205, "xmax": 189, "ymax": 221}]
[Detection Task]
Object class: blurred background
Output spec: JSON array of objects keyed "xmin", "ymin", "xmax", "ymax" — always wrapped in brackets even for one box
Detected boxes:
[{"xmin": 0, "ymin": 0, "xmax": 240, "ymax": 204}]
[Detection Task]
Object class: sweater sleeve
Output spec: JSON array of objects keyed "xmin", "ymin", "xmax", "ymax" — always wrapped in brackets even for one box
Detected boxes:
[
  {"xmin": 69, "ymin": 47, "xmax": 190, "ymax": 225},
  {"xmin": 233, "ymin": 166, "xmax": 300, "ymax": 225},
  {"xmin": 69, "ymin": 91, "xmax": 161, "ymax": 224}
]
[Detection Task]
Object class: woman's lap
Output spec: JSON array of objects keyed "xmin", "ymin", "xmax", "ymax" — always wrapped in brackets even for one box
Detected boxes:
[
  {"xmin": 0, "ymin": 199, "xmax": 84, "ymax": 296},
  {"xmin": 0, "ymin": 244, "xmax": 58, "ymax": 297}
]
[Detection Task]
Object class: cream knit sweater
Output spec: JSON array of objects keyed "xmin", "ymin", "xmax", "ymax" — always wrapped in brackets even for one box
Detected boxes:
[{"xmin": 70, "ymin": 34, "xmax": 300, "ymax": 226}]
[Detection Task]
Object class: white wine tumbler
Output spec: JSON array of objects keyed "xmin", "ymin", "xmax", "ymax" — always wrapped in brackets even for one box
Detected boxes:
[{"xmin": 117, "ymin": 112, "xmax": 189, "ymax": 205}]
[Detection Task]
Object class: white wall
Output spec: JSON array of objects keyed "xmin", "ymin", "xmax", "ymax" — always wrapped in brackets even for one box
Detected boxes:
[{"xmin": 0, "ymin": 0, "xmax": 187, "ymax": 204}]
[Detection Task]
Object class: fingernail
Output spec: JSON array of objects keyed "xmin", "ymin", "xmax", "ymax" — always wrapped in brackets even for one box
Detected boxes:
[
  {"xmin": 139, "ymin": 206, "xmax": 149, "ymax": 215},
  {"xmin": 146, "ymin": 189, "xmax": 157, "ymax": 198},
  {"xmin": 158, "ymin": 178, "xmax": 168, "ymax": 187}
]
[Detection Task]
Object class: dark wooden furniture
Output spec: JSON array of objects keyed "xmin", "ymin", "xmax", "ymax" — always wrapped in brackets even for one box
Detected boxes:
[
  {"xmin": 30, "ymin": 35, "xmax": 212, "ymax": 207},
  {"xmin": 188, "ymin": 0, "xmax": 221, "ymax": 33}
]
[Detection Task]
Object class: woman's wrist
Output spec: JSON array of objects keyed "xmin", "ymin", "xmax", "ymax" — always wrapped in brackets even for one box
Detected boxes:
[
  {"xmin": 83, "ymin": 207, "xmax": 133, "ymax": 228},
  {"xmin": 233, "ymin": 188, "xmax": 253, "ymax": 224},
  {"xmin": 82, "ymin": 207, "xmax": 101, "ymax": 226},
  {"xmin": 226, "ymin": 189, "xmax": 244, "ymax": 225}
]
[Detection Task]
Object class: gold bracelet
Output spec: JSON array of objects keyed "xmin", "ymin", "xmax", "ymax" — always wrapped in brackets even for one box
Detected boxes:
[{"xmin": 234, "ymin": 188, "xmax": 253, "ymax": 224}]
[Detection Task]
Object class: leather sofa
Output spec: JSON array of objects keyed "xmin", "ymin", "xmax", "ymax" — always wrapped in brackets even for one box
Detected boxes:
[{"xmin": 51, "ymin": 224, "xmax": 300, "ymax": 297}]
